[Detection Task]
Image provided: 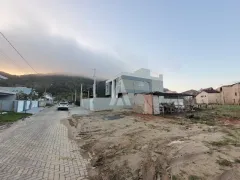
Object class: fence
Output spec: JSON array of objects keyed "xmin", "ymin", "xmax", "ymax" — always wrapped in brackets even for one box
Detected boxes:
[
  {"xmin": 0, "ymin": 100, "xmax": 40, "ymax": 112},
  {"xmin": 81, "ymin": 97, "xmax": 132, "ymax": 111}
]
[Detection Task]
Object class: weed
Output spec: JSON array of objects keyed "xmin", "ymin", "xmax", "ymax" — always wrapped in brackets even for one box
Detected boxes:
[
  {"xmin": 172, "ymin": 175, "xmax": 180, "ymax": 180},
  {"xmin": 217, "ymin": 159, "xmax": 232, "ymax": 166},
  {"xmin": 235, "ymin": 159, "xmax": 240, "ymax": 163},
  {"xmin": 188, "ymin": 175, "xmax": 202, "ymax": 180},
  {"xmin": 210, "ymin": 140, "xmax": 229, "ymax": 147}
]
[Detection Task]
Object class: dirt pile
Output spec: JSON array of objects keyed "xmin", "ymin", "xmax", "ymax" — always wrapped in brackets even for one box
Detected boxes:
[{"xmin": 70, "ymin": 111, "xmax": 240, "ymax": 180}]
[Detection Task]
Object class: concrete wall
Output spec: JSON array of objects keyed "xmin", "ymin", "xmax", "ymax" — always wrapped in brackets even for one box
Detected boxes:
[
  {"xmin": 196, "ymin": 91, "xmax": 208, "ymax": 104},
  {"xmin": 220, "ymin": 84, "xmax": 240, "ymax": 105},
  {"xmin": 16, "ymin": 101, "xmax": 25, "ymax": 112},
  {"xmin": 25, "ymin": 101, "xmax": 31, "ymax": 110},
  {"xmin": 0, "ymin": 100, "xmax": 14, "ymax": 111},
  {"xmin": 208, "ymin": 93, "xmax": 221, "ymax": 104},
  {"xmin": 32, "ymin": 101, "xmax": 38, "ymax": 108},
  {"xmin": 91, "ymin": 98, "xmax": 111, "ymax": 111},
  {"xmin": 0, "ymin": 100, "xmax": 39, "ymax": 112},
  {"xmin": 82, "ymin": 97, "xmax": 132, "ymax": 111},
  {"xmin": 81, "ymin": 99, "xmax": 90, "ymax": 110},
  {"xmin": 152, "ymin": 79, "xmax": 163, "ymax": 92},
  {"xmin": 133, "ymin": 94, "xmax": 145, "ymax": 113},
  {"xmin": 153, "ymin": 95, "xmax": 160, "ymax": 115}
]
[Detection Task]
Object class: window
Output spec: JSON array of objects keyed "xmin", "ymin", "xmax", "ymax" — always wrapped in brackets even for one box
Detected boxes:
[{"xmin": 235, "ymin": 92, "xmax": 237, "ymax": 96}]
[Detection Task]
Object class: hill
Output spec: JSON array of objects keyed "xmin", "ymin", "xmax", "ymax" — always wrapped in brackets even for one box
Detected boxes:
[{"xmin": 0, "ymin": 72, "xmax": 106, "ymax": 100}]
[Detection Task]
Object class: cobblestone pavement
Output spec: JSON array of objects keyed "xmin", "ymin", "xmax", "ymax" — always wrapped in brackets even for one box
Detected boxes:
[{"xmin": 0, "ymin": 107, "xmax": 89, "ymax": 180}]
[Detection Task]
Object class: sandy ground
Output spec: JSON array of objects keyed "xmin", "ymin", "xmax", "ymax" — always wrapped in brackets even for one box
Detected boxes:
[{"xmin": 65, "ymin": 109, "xmax": 240, "ymax": 180}]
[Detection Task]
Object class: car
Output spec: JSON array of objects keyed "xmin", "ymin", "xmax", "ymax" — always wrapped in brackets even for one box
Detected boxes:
[{"xmin": 57, "ymin": 102, "xmax": 69, "ymax": 111}]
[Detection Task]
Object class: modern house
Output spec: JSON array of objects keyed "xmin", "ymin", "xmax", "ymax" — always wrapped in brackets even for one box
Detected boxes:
[
  {"xmin": 196, "ymin": 88, "xmax": 220, "ymax": 104},
  {"xmin": 217, "ymin": 83, "xmax": 240, "ymax": 105},
  {"xmin": 105, "ymin": 68, "xmax": 163, "ymax": 104}
]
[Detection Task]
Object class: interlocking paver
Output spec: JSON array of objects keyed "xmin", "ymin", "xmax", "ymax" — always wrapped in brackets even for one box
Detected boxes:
[{"xmin": 0, "ymin": 107, "xmax": 89, "ymax": 180}]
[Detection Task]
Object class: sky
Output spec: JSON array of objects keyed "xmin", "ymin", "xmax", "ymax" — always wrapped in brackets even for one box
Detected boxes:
[{"xmin": 0, "ymin": 0, "xmax": 240, "ymax": 92}]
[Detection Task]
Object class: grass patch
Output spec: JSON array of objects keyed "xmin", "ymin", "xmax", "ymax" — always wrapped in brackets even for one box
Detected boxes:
[
  {"xmin": 188, "ymin": 175, "xmax": 202, "ymax": 180},
  {"xmin": 0, "ymin": 112, "xmax": 31, "ymax": 123},
  {"xmin": 210, "ymin": 139, "xmax": 229, "ymax": 147},
  {"xmin": 217, "ymin": 159, "xmax": 232, "ymax": 167}
]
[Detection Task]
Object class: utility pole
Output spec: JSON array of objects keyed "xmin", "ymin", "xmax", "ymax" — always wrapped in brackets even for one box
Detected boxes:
[
  {"xmin": 80, "ymin": 84, "xmax": 83, "ymax": 106},
  {"xmin": 93, "ymin": 68, "xmax": 96, "ymax": 98},
  {"xmin": 74, "ymin": 89, "xmax": 77, "ymax": 102},
  {"xmin": 88, "ymin": 90, "xmax": 90, "ymax": 98}
]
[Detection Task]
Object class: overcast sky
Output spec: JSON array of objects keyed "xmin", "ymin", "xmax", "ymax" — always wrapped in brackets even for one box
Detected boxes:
[{"xmin": 1, "ymin": 0, "xmax": 240, "ymax": 92}]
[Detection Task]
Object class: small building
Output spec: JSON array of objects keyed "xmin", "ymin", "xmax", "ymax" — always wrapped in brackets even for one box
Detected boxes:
[
  {"xmin": 196, "ymin": 88, "xmax": 220, "ymax": 105},
  {"xmin": 217, "ymin": 83, "xmax": 240, "ymax": 105},
  {"xmin": 105, "ymin": 68, "xmax": 163, "ymax": 105},
  {"xmin": 133, "ymin": 92, "xmax": 193, "ymax": 115}
]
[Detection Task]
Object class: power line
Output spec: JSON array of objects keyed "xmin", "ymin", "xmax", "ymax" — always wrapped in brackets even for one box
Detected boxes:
[
  {"xmin": 0, "ymin": 31, "xmax": 38, "ymax": 74},
  {"xmin": 0, "ymin": 50, "xmax": 24, "ymax": 74}
]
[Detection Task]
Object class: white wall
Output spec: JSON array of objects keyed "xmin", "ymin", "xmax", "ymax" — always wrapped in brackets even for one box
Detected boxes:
[
  {"xmin": 153, "ymin": 95, "xmax": 160, "ymax": 114},
  {"xmin": 25, "ymin": 101, "xmax": 31, "ymax": 110},
  {"xmin": 159, "ymin": 97, "xmax": 184, "ymax": 106},
  {"xmin": 91, "ymin": 98, "xmax": 111, "ymax": 111},
  {"xmin": 82, "ymin": 97, "xmax": 132, "ymax": 111},
  {"xmin": 31, "ymin": 101, "xmax": 38, "ymax": 108},
  {"xmin": 0, "ymin": 100, "xmax": 14, "ymax": 111},
  {"xmin": 81, "ymin": 99, "xmax": 90, "ymax": 110},
  {"xmin": 17, "ymin": 101, "xmax": 25, "ymax": 112}
]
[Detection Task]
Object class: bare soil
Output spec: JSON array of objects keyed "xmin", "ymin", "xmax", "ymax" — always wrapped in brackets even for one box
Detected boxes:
[{"xmin": 66, "ymin": 109, "xmax": 240, "ymax": 180}]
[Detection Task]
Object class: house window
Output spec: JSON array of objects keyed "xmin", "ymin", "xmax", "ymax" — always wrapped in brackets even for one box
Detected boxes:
[{"xmin": 235, "ymin": 92, "xmax": 237, "ymax": 96}]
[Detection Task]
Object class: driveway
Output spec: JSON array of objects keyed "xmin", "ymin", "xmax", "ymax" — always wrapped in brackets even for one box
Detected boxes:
[{"xmin": 0, "ymin": 107, "xmax": 89, "ymax": 180}]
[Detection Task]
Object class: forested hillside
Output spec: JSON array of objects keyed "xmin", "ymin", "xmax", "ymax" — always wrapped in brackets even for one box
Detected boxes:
[{"xmin": 0, "ymin": 72, "xmax": 106, "ymax": 100}]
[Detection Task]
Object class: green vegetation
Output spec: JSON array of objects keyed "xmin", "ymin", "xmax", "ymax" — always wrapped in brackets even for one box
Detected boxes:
[
  {"xmin": 0, "ymin": 112, "xmax": 31, "ymax": 123},
  {"xmin": 210, "ymin": 129, "xmax": 240, "ymax": 147},
  {"xmin": 0, "ymin": 71, "xmax": 106, "ymax": 101},
  {"xmin": 214, "ymin": 105, "xmax": 240, "ymax": 119},
  {"xmin": 188, "ymin": 175, "xmax": 202, "ymax": 180},
  {"xmin": 186, "ymin": 105, "xmax": 240, "ymax": 126}
]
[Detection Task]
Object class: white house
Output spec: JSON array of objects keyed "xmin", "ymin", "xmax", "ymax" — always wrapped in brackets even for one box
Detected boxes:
[{"xmin": 105, "ymin": 68, "xmax": 163, "ymax": 104}]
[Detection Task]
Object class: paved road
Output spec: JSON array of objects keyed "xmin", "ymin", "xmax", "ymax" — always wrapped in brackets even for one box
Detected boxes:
[{"xmin": 0, "ymin": 107, "xmax": 89, "ymax": 180}]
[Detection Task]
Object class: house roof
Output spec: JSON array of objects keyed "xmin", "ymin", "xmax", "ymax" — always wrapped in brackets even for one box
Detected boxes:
[{"xmin": 202, "ymin": 89, "xmax": 220, "ymax": 93}]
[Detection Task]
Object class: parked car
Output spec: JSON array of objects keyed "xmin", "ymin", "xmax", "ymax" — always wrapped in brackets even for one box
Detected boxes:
[{"xmin": 57, "ymin": 102, "xmax": 69, "ymax": 111}]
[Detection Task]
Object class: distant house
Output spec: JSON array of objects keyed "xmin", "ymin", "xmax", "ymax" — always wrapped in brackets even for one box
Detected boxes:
[
  {"xmin": 196, "ymin": 88, "xmax": 220, "ymax": 104},
  {"xmin": 217, "ymin": 83, "xmax": 240, "ymax": 105},
  {"xmin": 42, "ymin": 92, "xmax": 53, "ymax": 105},
  {"xmin": 0, "ymin": 87, "xmax": 33, "ymax": 95},
  {"xmin": 0, "ymin": 74, "xmax": 8, "ymax": 80}
]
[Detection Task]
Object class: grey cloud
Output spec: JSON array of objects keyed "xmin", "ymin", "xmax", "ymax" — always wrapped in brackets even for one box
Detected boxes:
[{"xmin": 1, "ymin": 24, "xmax": 128, "ymax": 78}]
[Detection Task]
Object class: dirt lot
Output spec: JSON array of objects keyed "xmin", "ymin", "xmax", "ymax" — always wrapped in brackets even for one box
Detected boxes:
[{"xmin": 65, "ymin": 106, "xmax": 240, "ymax": 180}]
